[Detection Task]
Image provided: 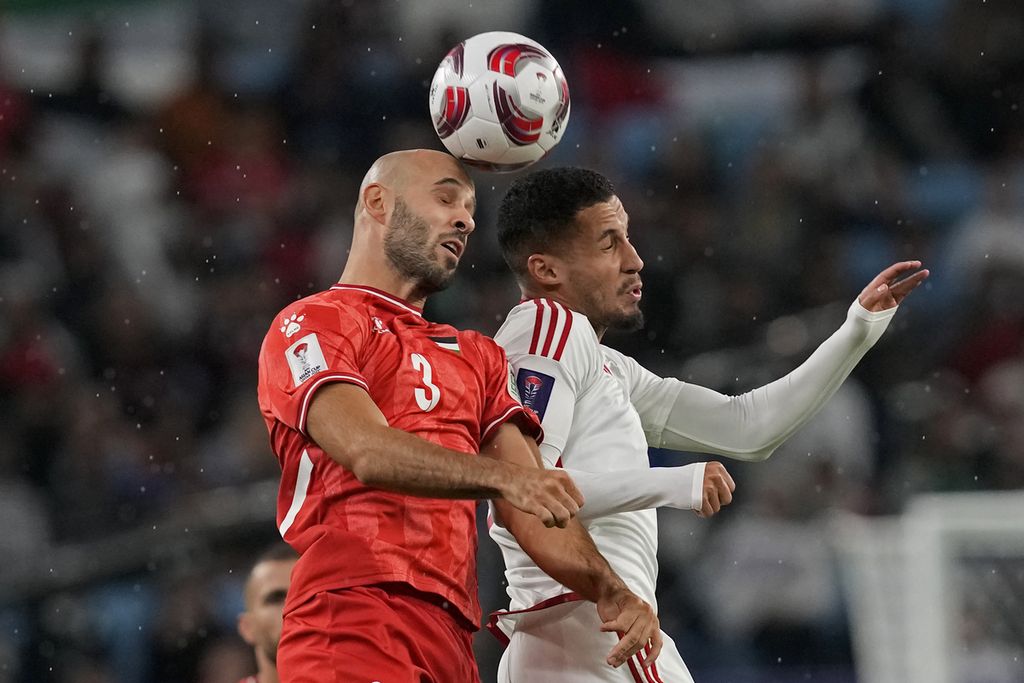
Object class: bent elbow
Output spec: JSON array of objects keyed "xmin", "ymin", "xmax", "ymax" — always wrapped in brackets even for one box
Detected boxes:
[
  {"xmin": 748, "ymin": 441, "xmax": 782, "ymax": 462},
  {"xmin": 726, "ymin": 443, "xmax": 777, "ymax": 462}
]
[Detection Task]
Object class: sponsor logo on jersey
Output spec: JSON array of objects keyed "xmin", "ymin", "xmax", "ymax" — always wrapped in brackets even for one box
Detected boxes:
[
  {"xmin": 371, "ymin": 317, "xmax": 392, "ymax": 334},
  {"xmin": 428, "ymin": 335, "xmax": 460, "ymax": 352},
  {"xmin": 286, "ymin": 333, "xmax": 327, "ymax": 386},
  {"xmin": 280, "ymin": 312, "xmax": 305, "ymax": 338},
  {"xmin": 516, "ymin": 368, "xmax": 555, "ymax": 421}
]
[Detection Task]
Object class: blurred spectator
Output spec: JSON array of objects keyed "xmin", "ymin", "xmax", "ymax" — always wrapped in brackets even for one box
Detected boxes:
[{"xmin": 236, "ymin": 543, "xmax": 297, "ymax": 683}]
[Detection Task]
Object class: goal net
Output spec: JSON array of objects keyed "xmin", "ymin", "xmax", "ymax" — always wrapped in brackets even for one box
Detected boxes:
[{"xmin": 832, "ymin": 492, "xmax": 1024, "ymax": 683}]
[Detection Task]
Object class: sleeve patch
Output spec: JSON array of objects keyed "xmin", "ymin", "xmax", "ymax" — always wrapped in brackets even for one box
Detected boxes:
[
  {"xmin": 506, "ymin": 362, "xmax": 521, "ymax": 403},
  {"xmin": 516, "ymin": 368, "xmax": 555, "ymax": 421},
  {"xmin": 286, "ymin": 333, "xmax": 328, "ymax": 386}
]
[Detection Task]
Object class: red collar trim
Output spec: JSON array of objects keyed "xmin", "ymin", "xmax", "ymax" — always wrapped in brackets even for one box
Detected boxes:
[{"xmin": 330, "ymin": 284, "xmax": 424, "ymax": 317}]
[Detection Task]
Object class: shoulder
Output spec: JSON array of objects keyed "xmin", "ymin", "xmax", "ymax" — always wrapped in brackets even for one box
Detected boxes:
[
  {"xmin": 599, "ymin": 343, "xmax": 646, "ymax": 382},
  {"xmin": 261, "ymin": 291, "xmax": 368, "ymax": 355},
  {"xmin": 495, "ymin": 299, "xmax": 598, "ymax": 363},
  {"xmin": 451, "ymin": 326, "xmax": 505, "ymax": 361},
  {"xmin": 599, "ymin": 344, "xmax": 638, "ymax": 372}
]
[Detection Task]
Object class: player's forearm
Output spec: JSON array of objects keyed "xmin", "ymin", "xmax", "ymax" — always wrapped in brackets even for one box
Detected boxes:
[
  {"xmin": 565, "ymin": 464, "xmax": 706, "ymax": 521},
  {"xmin": 498, "ymin": 501, "xmax": 627, "ymax": 603},
  {"xmin": 312, "ymin": 417, "xmax": 507, "ymax": 499},
  {"xmin": 655, "ymin": 300, "xmax": 895, "ymax": 460}
]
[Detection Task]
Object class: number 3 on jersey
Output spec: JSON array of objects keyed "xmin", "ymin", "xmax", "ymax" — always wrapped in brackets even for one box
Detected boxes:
[{"xmin": 410, "ymin": 353, "xmax": 440, "ymax": 412}]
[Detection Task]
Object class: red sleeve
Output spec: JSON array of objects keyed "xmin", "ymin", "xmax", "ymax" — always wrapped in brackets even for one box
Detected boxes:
[
  {"xmin": 258, "ymin": 300, "xmax": 369, "ymax": 435},
  {"xmin": 476, "ymin": 336, "xmax": 543, "ymax": 445}
]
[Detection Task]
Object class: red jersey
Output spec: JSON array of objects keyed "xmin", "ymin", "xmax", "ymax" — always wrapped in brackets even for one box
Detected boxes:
[{"xmin": 257, "ymin": 284, "xmax": 540, "ymax": 626}]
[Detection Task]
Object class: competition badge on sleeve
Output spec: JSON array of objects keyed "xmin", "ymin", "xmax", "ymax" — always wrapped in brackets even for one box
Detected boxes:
[
  {"xmin": 286, "ymin": 333, "xmax": 327, "ymax": 386},
  {"xmin": 515, "ymin": 368, "xmax": 555, "ymax": 420}
]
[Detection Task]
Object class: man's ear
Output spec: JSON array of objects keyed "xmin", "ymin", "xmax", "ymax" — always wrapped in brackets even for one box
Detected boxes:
[
  {"xmin": 526, "ymin": 253, "xmax": 564, "ymax": 288},
  {"xmin": 237, "ymin": 612, "xmax": 256, "ymax": 646},
  {"xmin": 362, "ymin": 183, "xmax": 389, "ymax": 224}
]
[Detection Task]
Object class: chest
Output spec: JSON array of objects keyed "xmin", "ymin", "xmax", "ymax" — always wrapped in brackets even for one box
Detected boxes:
[
  {"xmin": 559, "ymin": 354, "xmax": 649, "ymax": 469},
  {"xmin": 359, "ymin": 317, "xmax": 486, "ymax": 434}
]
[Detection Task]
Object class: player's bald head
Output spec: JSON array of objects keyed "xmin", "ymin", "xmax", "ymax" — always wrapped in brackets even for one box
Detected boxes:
[{"xmin": 356, "ymin": 149, "xmax": 472, "ymax": 219}]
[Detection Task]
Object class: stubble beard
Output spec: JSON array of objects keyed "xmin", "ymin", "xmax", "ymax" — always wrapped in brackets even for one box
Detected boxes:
[
  {"xmin": 383, "ymin": 198, "xmax": 455, "ymax": 295},
  {"xmin": 573, "ymin": 278, "xmax": 644, "ymax": 333}
]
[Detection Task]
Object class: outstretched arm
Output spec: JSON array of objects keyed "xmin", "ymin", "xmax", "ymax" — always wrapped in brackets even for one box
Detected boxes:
[
  {"xmin": 483, "ymin": 422, "xmax": 663, "ymax": 670},
  {"xmin": 644, "ymin": 261, "xmax": 929, "ymax": 461}
]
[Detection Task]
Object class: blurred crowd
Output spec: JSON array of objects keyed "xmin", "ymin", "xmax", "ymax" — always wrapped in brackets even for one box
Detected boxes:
[{"xmin": 2, "ymin": 0, "xmax": 1023, "ymax": 681}]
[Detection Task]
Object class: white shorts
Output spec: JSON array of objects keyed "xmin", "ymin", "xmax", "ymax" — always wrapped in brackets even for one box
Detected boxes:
[{"xmin": 494, "ymin": 600, "xmax": 694, "ymax": 683}]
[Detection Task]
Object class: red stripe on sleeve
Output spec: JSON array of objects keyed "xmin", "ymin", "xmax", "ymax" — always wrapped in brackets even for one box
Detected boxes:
[
  {"xmin": 529, "ymin": 300, "xmax": 544, "ymax": 354},
  {"xmin": 552, "ymin": 302, "xmax": 573, "ymax": 361},
  {"xmin": 539, "ymin": 301, "xmax": 560, "ymax": 357}
]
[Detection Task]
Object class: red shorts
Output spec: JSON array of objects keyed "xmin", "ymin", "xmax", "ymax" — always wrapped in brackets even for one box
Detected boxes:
[{"xmin": 277, "ymin": 584, "xmax": 480, "ymax": 683}]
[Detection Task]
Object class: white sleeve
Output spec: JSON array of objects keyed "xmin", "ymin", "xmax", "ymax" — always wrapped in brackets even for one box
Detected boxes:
[
  {"xmin": 513, "ymin": 354, "xmax": 580, "ymax": 464},
  {"xmin": 636, "ymin": 299, "xmax": 897, "ymax": 461},
  {"xmin": 496, "ymin": 301, "xmax": 600, "ymax": 463},
  {"xmin": 564, "ymin": 463, "xmax": 707, "ymax": 521}
]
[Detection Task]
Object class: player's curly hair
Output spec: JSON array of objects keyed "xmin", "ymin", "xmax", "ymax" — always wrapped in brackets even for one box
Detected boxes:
[{"xmin": 497, "ymin": 167, "xmax": 615, "ymax": 280}]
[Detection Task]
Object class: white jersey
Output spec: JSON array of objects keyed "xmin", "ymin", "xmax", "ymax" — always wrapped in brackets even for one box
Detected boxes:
[
  {"xmin": 488, "ymin": 294, "xmax": 896, "ymax": 610},
  {"xmin": 487, "ymin": 296, "xmax": 896, "ymax": 681},
  {"xmin": 489, "ymin": 298, "xmax": 678, "ymax": 611}
]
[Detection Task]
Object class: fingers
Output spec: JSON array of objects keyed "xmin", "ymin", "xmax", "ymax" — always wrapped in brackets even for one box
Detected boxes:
[
  {"xmin": 522, "ymin": 470, "xmax": 582, "ymax": 527},
  {"xmin": 889, "ymin": 268, "xmax": 929, "ymax": 303},
  {"xmin": 874, "ymin": 260, "xmax": 922, "ymax": 287},
  {"xmin": 639, "ymin": 631, "xmax": 663, "ymax": 669},
  {"xmin": 700, "ymin": 484, "xmax": 721, "ymax": 517},
  {"xmin": 859, "ymin": 261, "xmax": 928, "ymax": 311},
  {"xmin": 721, "ymin": 464, "xmax": 737, "ymax": 493},
  {"xmin": 604, "ymin": 623, "xmax": 643, "ymax": 668},
  {"xmin": 602, "ymin": 612, "xmax": 660, "ymax": 668},
  {"xmin": 698, "ymin": 462, "xmax": 735, "ymax": 518},
  {"xmin": 597, "ymin": 591, "xmax": 660, "ymax": 668},
  {"xmin": 526, "ymin": 503, "xmax": 556, "ymax": 528}
]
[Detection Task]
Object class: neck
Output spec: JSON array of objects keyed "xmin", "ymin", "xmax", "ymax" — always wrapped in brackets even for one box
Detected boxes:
[
  {"xmin": 338, "ymin": 262, "xmax": 427, "ymax": 309},
  {"xmin": 255, "ymin": 653, "xmax": 279, "ymax": 683},
  {"xmin": 519, "ymin": 287, "xmax": 607, "ymax": 340}
]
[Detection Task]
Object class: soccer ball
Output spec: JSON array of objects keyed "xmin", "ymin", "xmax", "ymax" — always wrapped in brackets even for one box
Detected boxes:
[{"xmin": 429, "ymin": 31, "xmax": 570, "ymax": 173}]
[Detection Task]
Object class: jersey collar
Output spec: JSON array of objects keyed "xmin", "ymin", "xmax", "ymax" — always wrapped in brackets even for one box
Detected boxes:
[{"xmin": 330, "ymin": 284, "xmax": 424, "ymax": 317}]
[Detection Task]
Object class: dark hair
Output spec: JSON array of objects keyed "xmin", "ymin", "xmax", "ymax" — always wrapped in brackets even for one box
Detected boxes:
[
  {"xmin": 253, "ymin": 541, "xmax": 298, "ymax": 567},
  {"xmin": 497, "ymin": 167, "xmax": 615, "ymax": 278}
]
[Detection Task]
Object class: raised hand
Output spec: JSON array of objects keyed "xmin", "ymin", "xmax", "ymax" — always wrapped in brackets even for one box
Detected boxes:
[
  {"xmin": 501, "ymin": 466, "xmax": 585, "ymax": 528},
  {"xmin": 598, "ymin": 586, "xmax": 663, "ymax": 669},
  {"xmin": 858, "ymin": 260, "xmax": 930, "ymax": 312},
  {"xmin": 695, "ymin": 461, "xmax": 736, "ymax": 518}
]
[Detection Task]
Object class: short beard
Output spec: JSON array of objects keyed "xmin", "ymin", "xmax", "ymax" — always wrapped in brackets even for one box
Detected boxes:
[
  {"xmin": 383, "ymin": 198, "xmax": 454, "ymax": 295},
  {"xmin": 604, "ymin": 307, "xmax": 645, "ymax": 332},
  {"xmin": 575, "ymin": 280, "xmax": 645, "ymax": 333}
]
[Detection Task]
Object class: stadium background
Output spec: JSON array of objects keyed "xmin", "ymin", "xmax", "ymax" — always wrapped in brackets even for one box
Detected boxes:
[{"xmin": 2, "ymin": 0, "xmax": 1023, "ymax": 681}]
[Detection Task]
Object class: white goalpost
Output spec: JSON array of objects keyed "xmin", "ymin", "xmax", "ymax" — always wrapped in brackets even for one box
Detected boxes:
[{"xmin": 832, "ymin": 492, "xmax": 1024, "ymax": 683}]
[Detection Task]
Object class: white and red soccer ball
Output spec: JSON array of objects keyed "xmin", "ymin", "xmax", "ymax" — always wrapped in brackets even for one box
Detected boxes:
[{"xmin": 429, "ymin": 31, "xmax": 570, "ymax": 173}]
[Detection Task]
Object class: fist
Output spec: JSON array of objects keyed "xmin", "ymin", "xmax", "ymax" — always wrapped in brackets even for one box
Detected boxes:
[
  {"xmin": 506, "ymin": 466, "xmax": 585, "ymax": 528},
  {"xmin": 696, "ymin": 461, "xmax": 735, "ymax": 518}
]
